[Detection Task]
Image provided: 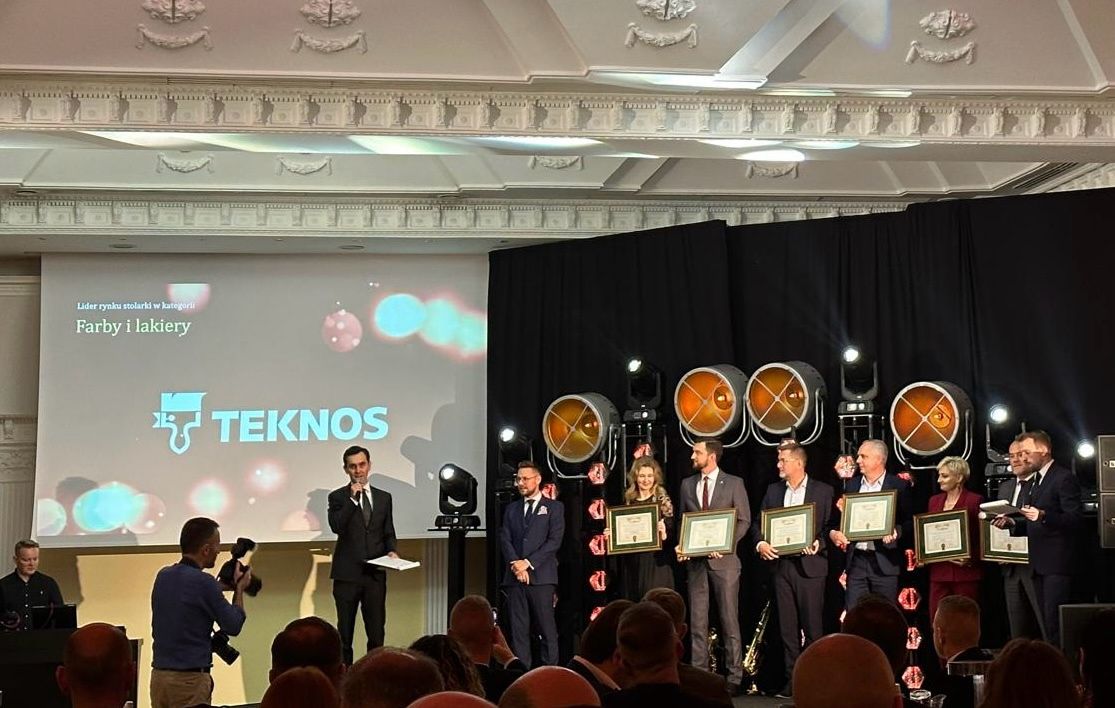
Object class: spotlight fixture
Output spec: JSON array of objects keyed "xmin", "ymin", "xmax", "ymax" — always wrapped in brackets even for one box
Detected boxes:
[
  {"xmin": 889, "ymin": 381, "xmax": 973, "ymax": 460},
  {"xmin": 745, "ymin": 361, "xmax": 826, "ymax": 444},
  {"xmin": 625, "ymin": 357, "xmax": 662, "ymax": 418},
  {"xmin": 499, "ymin": 426, "xmax": 516, "ymax": 443},
  {"xmin": 496, "ymin": 427, "xmax": 533, "ymax": 492},
  {"xmin": 988, "ymin": 405, "xmax": 1010, "ymax": 425},
  {"xmin": 674, "ymin": 365, "xmax": 749, "ymax": 442},
  {"xmin": 1077, "ymin": 440, "xmax": 1096, "ymax": 459},
  {"xmin": 627, "ymin": 358, "xmax": 643, "ymax": 374},
  {"xmin": 437, "ymin": 464, "xmax": 478, "ymax": 517},
  {"xmin": 542, "ymin": 393, "xmax": 619, "ymax": 464},
  {"xmin": 842, "ymin": 346, "xmax": 861, "ymax": 364},
  {"xmin": 839, "ymin": 346, "xmax": 878, "ymax": 409}
]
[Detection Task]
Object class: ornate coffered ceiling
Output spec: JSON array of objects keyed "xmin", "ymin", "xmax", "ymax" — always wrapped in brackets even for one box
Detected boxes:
[{"xmin": 0, "ymin": 0, "xmax": 1113, "ymax": 253}]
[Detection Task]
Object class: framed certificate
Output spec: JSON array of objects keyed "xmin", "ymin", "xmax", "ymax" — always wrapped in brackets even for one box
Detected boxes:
[
  {"xmin": 841, "ymin": 490, "xmax": 897, "ymax": 542},
  {"xmin": 606, "ymin": 502, "xmax": 661, "ymax": 555},
  {"xmin": 979, "ymin": 519, "xmax": 1029, "ymax": 563},
  {"xmin": 679, "ymin": 509, "xmax": 738, "ymax": 557},
  {"xmin": 761, "ymin": 503, "xmax": 816, "ymax": 555},
  {"xmin": 914, "ymin": 509, "xmax": 970, "ymax": 564}
]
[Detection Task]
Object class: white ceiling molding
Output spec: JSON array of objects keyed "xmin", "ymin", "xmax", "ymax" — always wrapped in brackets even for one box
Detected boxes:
[
  {"xmin": 141, "ymin": 0, "xmax": 206, "ymax": 24},
  {"xmin": 156, "ymin": 152, "xmax": 213, "ymax": 174},
  {"xmin": 136, "ymin": 24, "xmax": 212, "ymax": 51},
  {"xmin": 636, "ymin": 0, "xmax": 697, "ymax": 21},
  {"xmin": 529, "ymin": 156, "xmax": 583, "ymax": 170},
  {"xmin": 745, "ymin": 162, "xmax": 798, "ymax": 179},
  {"xmin": 624, "ymin": 23, "xmax": 699, "ymax": 49},
  {"xmin": 919, "ymin": 10, "xmax": 976, "ymax": 40},
  {"xmin": 290, "ymin": 29, "xmax": 367, "ymax": 54},
  {"xmin": 906, "ymin": 40, "xmax": 976, "ymax": 65},
  {"xmin": 2, "ymin": 81, "xmax": 1113, "ymax": 146},
  {"xmin": 300, "ymin": 0, "xmax": 362, "ymax": 27},
  {"xmin": 275, "ymin": 155, "xmax": 333, "ymax": 175},
  {"xmin": 1046, "ymin": 163, "xmax": 1115, "ymax": 192}
]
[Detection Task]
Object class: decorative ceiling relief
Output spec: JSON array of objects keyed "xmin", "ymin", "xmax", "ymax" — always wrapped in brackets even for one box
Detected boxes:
[
  {"xmin": 637, "ymin": 0, "xmax": 696, "ymax": 21},
  {"xmin": 625, "ymin": 22, "xmax": 698, "ymax": 48},
  {"xmin": 529, "ymin": 156, "xmax": 583, "ymax": 170},
  {"xmin": 156, "ymin": 152, "xmax": 214, "ymax": 173},
  {"xmin": 276, "ymin": 155, "xmax": 333, "ymax": 175},
  {"xmin": 746, "ymin": 162, "xmax": 798, "ymax": 179},
  {"xmin": 292, "ymin": 0, "xmax": 368, "ymax": 54},
  {"xmin": 136, "ymin": 0, "xmax": 212, "ymax": 50},
  {"xmin": 906, "ymin": 10, "xmax": 976, "ymax": 65}
]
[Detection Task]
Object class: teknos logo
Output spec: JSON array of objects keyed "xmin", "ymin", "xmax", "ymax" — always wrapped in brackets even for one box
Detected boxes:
[{"xmin": 153, "ymin": 392, "xmax": 389, "ymax": 455}]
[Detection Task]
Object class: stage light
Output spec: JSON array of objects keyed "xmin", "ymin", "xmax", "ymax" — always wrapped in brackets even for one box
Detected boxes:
[
  {"xmin": 906, "ymin": 627, "xmax": 922, "ymax": 650},
  {"xmin": 842, "ymin": 346, "xmax": 860, "ymax": 364},
  {"xmin": 541, "ymin": 482, "xmax": 558, "ymax": 500},
  {"xmin": 889, "ymin": 381, "xmax": 972, "ymax": 457},
  {"xmin": 588, "ymin": 570, "xmax": 608, "ymax": 592},
  {"xmin": 499, "ymin": 427, "xmax": 516, "ymax": 443},
  {"xmin": 588, "ymin": 534, "xmax": 607, "ymax": 556},
  {"xmin": 674, "ymin": 365, "xmax": 749, "ymax": 438},
  {"xmin": 839, "ymin": 347, "xmax": 878, "ymax": 404},
  {"xmin": 587, "ymin": 498, "xmax": 605, "ymax": 520},
  {"xmin": 1077, "ymin": 440, "xmax": 1096, "ymax": 459},
  {"xmin": 902, "ymin": 666, "xmax": 925, "ymax": 690},
  {"xmin": 625, "ymin": 358, "xmax": 662, "ymax": 414},
  {"xmin": 898, "ymin": 587, "xmax": 921, "ymax": 612},
  {"xmin": 437, "ymin": 464, "xmax": 478, "ymax": 516},
  {"xmin": 988, "ymin": 405, "xmax": 1009, "ymax": 425},
  {"xmin": 587, "ymin": 461, "xmax": 608, "ymax": 486},
  {"xmin": 745, "ymin": 361, "xmax": 826, "ymax": 437},
  {"xmin": 589, "ymin": 606, "xmax": 605, "ymax": 622},
  {"xmin": 627, "ymin": 358, "xmax": 643, "ymax": 374},
  {"xmin": 542, "ymin": 393, "xmax": 619, "ymax": 463},
  {"xmin": 497, "ymin": 428, "xmax": 533, "ymax": 492}
]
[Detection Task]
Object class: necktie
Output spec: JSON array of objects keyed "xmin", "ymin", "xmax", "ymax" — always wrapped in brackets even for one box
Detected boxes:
[
  {"xmin": 525, "ymin": 499, "xmax": 535, "ymax": 519},
  {"xmin": 360, "ymin": 491, "xmax": 372, "ymax": 525},
  {"xmin": 702, "ymin": 477, "xmax": 710, "ymax": 510}
]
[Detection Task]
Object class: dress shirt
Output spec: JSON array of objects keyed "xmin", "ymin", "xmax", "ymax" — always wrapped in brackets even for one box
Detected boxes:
[
  {"xmin": 1010, "ymin": 473, "xmax": 1035, "ymax": 507},
  {"xmin": 699, "ymin": 469, "xmax": 720, "ymax": 509},
  {"xmin": 523, "ymin": 491, "xmax": 543, "ymax": 517},
  {"xmin": 855, "ymin": 473, "xmax": 886, "ymax": 551},
  {"xmin": 784, "ymin": 476, "xmax": 808, "ymax": 507},
  {"xmin": 570, "ymin": 656, "xmax": 620, "ymax": 690},
  {"xmin": 0, "ymin": 570, "xmax": 63, "ymax": 630},
  {"xmin": 151, "ymin": 558, "xmax": 245, "ymax": 670}
]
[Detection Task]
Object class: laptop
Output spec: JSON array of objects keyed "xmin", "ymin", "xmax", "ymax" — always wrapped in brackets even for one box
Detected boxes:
[{"xmin": 29, "ymin": 604, "xmax": 77, "ymax": 630}]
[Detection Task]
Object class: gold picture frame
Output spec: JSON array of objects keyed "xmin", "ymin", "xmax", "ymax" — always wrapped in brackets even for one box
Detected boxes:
[
  {"xmin": 760, "ymin": 503, "xmax": 816, "ymax": 556},
  {"xmin": 605, "ymin": 502, "xmax": 662, "ymax": 555},
  {"xmin": 841, "ymin": 490, "xmax": 897, "ymax": 542},
  {"xmin": 679, "ymin": 508, "xmax": 738, "ymax": 557},
  {"xmin": 914, "ymin": 509, "xmax": 970, "ymax": 564}
]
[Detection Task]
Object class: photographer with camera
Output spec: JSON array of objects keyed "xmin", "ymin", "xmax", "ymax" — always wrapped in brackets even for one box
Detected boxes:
[{"xmin": 150, "ymin": 517, "xmax": 253, "ymax": 708}]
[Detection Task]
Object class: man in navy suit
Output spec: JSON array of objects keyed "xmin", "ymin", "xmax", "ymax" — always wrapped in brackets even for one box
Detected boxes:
[
  {"xmin": 990, "ymin": 440, "xmax": 1043, "ymax": 640},
  {"xmin": 677, "ymin": 438, "xmax": 751, "ymax": 695},
  {"xmin": 754, "ymin": 441, "xmax": 833, "ymax": 699},
  {"xmin": 500, "ymin": 460, "xmax": 565, "ymax": 667},
  {"xmin": 828, "ymin": 439, "xmax": 912, "ymax": 609},
  {"xmin": 1009, "ymin": 430, "xmax": 1081, "ymax": 646},
  {"xmin": 327, "ymin": 445, "xmax": 398, "ymax": 664}
]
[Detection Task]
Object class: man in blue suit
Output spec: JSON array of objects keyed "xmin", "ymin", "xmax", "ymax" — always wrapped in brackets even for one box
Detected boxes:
[
  {"xmin": 500, "ymin": 460, "xmax": 565, "ymax": 667},
  {"xmin": 828, "ymin": 439, "xmax": 912, "ymax": 609}
]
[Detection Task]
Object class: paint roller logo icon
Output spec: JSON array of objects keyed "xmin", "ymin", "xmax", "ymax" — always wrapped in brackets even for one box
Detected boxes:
[{"xmin": 152, "ymin": 392, "xmax": 206, "ymax": 455}]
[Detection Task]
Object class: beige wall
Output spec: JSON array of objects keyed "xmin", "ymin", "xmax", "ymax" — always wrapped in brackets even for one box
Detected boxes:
[{"xmin": 38, "ymin": 537, "xmax": 487, "ymax": 707}]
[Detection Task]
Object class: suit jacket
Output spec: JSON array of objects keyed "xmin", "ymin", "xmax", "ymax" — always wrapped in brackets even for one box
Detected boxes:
[
  {"xmin": 828, "ymin": 472, "xmax": 913, "ymax": 576},
  {"xmin": 1012, "ymin": 462, "xmax": 1081, "ymax": 575},
  {"xmin": 476, "ymin": 657, "xmax": 527, "ymax": 703},
  {"xmin": 677, "ymin": 663, "xmax": 733, "ymax": 708},
  {"xmin": 679, "ymin": 470, "xmax": 751, "ymax": 571},
  {"xmin": 936, "ymin": 646, "xmax": 995, "ymax": 708},
  {"xmin": 996, "ymin": 477, "xmax": 1032, "ymax": 577},
  {"xmin": 753, "ymin": 476, "xmax": 834, "ymax": 578},
  {"xmin": 926, "ymin": 487, "xmax": 984, "ymax": 583},
  {"xmin": 566, "ymin": 657, "xmax": 619, "ymax": 699},
  {"xmin": 327, "ymin": 484, "xmax": 397, "ymax": 583},
  {"xmin": 500, "ymin": 496, "xmax": 565, "ymax": 586}
]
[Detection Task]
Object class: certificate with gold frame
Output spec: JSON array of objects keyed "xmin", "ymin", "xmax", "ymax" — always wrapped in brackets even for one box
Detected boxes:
[
  {"xmin": 914, "ymin": 509, "xmax": 970, "ymax": 564},
  {"xmin": 761, "ymin": 503, "xmax": 816, "ymax": 555},
  {"xmin": 979, "ymin": 519, "xmax": 1029, "ymax": 563},
  {"xmin": 606, "ymin": 502, "xmax": 661, "ymax": 555},
  {"xmin": 679, "ymin": 508, "xmax": 738, "ymax": 557},
  {"xmin": 841, "ymin": 490, "xmax": 897, "ymax": 542}
]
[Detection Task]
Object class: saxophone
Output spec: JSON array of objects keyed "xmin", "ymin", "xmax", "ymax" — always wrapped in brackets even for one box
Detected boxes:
[{"xmin": 741, "ymin": 599, "xmax": 772, "ymax": 695}]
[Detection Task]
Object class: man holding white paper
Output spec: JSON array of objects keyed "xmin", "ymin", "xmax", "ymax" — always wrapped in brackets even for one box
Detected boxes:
[
  {"xmin": 991, "ymin": 441, "xmax": 1043, "ymax": 640},
  {"xmin": 328, "ymin": 445, "xmax": 398, "ymax": 664}
]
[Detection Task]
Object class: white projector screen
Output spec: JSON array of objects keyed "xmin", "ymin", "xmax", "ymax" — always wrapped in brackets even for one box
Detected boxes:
[{"xmin": 34, "ymin": 253, "xmax": 487, "ymax": 546}]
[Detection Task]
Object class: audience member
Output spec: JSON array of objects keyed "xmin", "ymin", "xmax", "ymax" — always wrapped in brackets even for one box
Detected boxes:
[
  {"xmin": 603, "ymin": 602, "xmax": 720, "ymax": 708},
  {"xmin": 54, "ymin": 623, "xmax": 135, "ymax": 708},
  {"xmin": 979, "ymin": 638, "xmax": 1079, "ymax": 708},
  {"xmin": 261, "ymin": 666, "xmax": 339, "ymax": 708},
  {"xmin": 641, "ymin": 588, "xmax": 731, "ymax": 707},
  {"xmin": 409, "ymin": 692, "xmax": 496, "ymax": 708},
  {"xmin": 499, "ymin": 666, "xmax": 601, "ymax": 708},
  {"xmin": 930, "ymin": 595, "xmax": 993, "ymax": 708},
  {"xmin": 340, "ymin": 647, "xmax": 443, "ymax": 708},
  {"xmin": 448, "ymin": 595, "xmax": 526, "ymax": 702},
  {"xmin": 565, "ymin": 599, "xmax": 630, "ymax": 698},
  {"xmin": 270, "ymin": 616, "xmax": 346, "ymax": 689},
  {"xmin": 793, "ymin": 634, "xmax": 901, "ymax": 708},
  {"xmin": 1078, "ymin": 608, "xmax": 1115, "ymax": 708},
  {"xmin": 842, "ymin": 594, "xmax": 917, "ymax": 707},
  {"xmin": 410, "ymin": 634, "xmax": 486, "ymax": 696}
]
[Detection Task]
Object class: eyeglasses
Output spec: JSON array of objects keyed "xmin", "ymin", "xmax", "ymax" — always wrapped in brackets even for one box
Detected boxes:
[{"xmin": 515, "ymin": 475, "xmax": 540, "ymax": 482}]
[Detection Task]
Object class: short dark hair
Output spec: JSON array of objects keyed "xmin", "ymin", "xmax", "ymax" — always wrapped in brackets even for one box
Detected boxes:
[
  {"xmin": 778, "ymin": 441, "xmax": 808, "ymax": 464},
  {"xmin": 343, "ymin": 445, "xmax": 370, "ymax": 464},
  {"xmin": 516, "ymin": 460, "xmax": 541, "ymax": 475},
  {"xmin": 843, "ymin": 594, "xmax": 908, "ymax": 677},
  {"xmin": 271, "ymin": 617, "xmax": 343, "ymax": 675},
  {"xmin": 179, "ymin": 517, "xmax": 219, "ymax": 554},
  {"xmin": 579, "ymin": 599, "xmax": 633, "ymax": 664},
  {"xmin": 1015, "ymin": 430, "xmax": 1052, "ymax": 451},
  {"xmin": 342, "ymin": 647, "xmax": 443, "ymax": 708},
  {"xmin": 14, "ymin": 539, "xmax": 39, "ymax": 555},
  {"xmin": 696, "ymin": 438, "xmax": 724, "ymax": 462}
]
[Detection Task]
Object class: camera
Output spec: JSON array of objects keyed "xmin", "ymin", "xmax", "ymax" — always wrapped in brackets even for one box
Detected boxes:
[
  {"xmin": 217, "ymin": 537, "xmax": 262, "ymax": 596},
  {"xmin": 211, "ymin": 630, "xmax": 240, "ymax": 665}
]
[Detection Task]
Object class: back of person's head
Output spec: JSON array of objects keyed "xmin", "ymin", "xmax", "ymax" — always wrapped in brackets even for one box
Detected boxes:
[
  {"xmin": 981, "ymin": 638, "xmax": 1078, "ymax": 708},
  {"xmin": 498, "ymin": 666, "xmax": 600, "ymax": 708},
  {"xmin": 578, "ymin": 599, "xmax": 633, "ymax": 664},
  {"xmin": 615, "ymin": 602, "xmax": 680, "ymax": 680},
  {"xmin": 449, "ymin": 595, "xmax": 496, "ymax": 657},
  {"xmin": 271, "ymin": 616, "xmax": 345, "ymax": 688},
  {"xmin": 55, "ymin": 623, "xmax": 134, "ymax": 705},
  {"xmin": 793, "ymin": 634, "xmax": 900, "ymax": 708},
  {"xmin": 641, "ymin": 587, "xmax": 687, "ymax": 639},
  {"xmin": 409, "ymin": 634, "xmax": 485, "ymax": 696},
  {"xmin": 262, "ymin": 666, "xmax": 339, "ymax": 708},
  {"xmin": 1080, "ymin": 608, "xmax": 1115, "ymax": 708},
  {"xmin": 843, "ymin": 594, "xmax": 908, "ymax": 677},
  {"xmin": 932, "ymin": 595, "xmax": 981, "ymax": 657},
  {"xmin": 341, "ymin": 647, "xmax": 444, "ymax": 708},
  {"xmin": 179, "ymin": 516, "xmax": 219, "ymax": 554},
  {"xmin": 409, "ymin": 691, "xmax": 496, "ymax": 708}
]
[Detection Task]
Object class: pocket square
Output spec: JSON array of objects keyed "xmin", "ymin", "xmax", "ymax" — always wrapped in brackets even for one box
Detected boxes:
[{"xmin": 537, "ymin": 506, "xmax": 549, "ymax": 516}]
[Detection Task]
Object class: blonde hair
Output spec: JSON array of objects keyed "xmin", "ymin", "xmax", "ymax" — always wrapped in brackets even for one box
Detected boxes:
[
  {"xmin": 937, "ymin": 456, "xmax": 970, "ymax": 482},
  {"xmin": 624, "ymin": 456, "xmax": 672, "ymax": 518}
]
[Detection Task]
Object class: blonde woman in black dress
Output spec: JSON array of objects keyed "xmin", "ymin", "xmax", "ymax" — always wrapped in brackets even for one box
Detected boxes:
[{"xmin": 620, "ymin": 455, "xmax": 675, "ymax": 598}]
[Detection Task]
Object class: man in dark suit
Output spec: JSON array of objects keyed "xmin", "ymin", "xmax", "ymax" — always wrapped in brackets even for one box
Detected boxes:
[
  {"xmin": 828, "ymin": 439, "xmax": 912, "ymax": 608},
  {"xmin": 930, "ymin": 595, "xmax": 993, "ymax": 708},
  {"xmin": 1009, "ymin": 430, "xmax": 1081, "ymax": 646},
  {"xmin": 499, "ymin": 460, "xmax": 565, "ymax": 668},
  {"xmin": 643, "ymin": 587, "xmax": 733, "ymax": 707},
  {"xmin": 566, "ymin": 599, "xmax": 630, "ymax": 699},
  {"xmin": 990, "ymin": 440, "xmax": 1043, "ymax": 640},
  {"xmin": 327, "ymin": 444, "xmax": 398, "ymax": 664},
  {"xmin": 448, "ymin": 594, "xmax": 526, "ymax": 703},
  {"xmin": 754, "ymin": 441, "xmax": 833, "ymax": 699},
  {"xmin": 676, "ymin": 438, "xmax": 750, "ymax": 695}
]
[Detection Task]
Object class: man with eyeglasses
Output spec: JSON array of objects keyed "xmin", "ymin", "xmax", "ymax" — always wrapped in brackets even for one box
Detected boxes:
[
  {"xmin": 990, "ymin": 440, "xmax": 1043, "ymax": 639},
  {"xmin": 499, "ymin": 460, "xmax": 565, "ymax": 667}
]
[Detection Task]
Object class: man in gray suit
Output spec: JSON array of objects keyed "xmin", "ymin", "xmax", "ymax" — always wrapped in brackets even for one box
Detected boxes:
[
  {"xmin": 991, "ymin": 440, "xmax": 1043, "ymax": 640},
  {"xmin": 676, "ymin": 438, "xmax": 750, "ymax": 695}
]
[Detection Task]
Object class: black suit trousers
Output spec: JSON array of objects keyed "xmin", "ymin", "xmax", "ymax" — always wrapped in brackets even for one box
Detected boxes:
[
  {"xmin": 773, "ymin": 558, "xmax": 824, "ymax": 679},
  {"xmin": 333, "ymin": 574, "xmax": 386, "ymax": 664},
  {"xmin": 1033, "ymin": 571, "xmax": 1072, "ymax": 647},
  {"xmin": 505, "ymin": 582, "xmax": 558, "ymax": 668}
]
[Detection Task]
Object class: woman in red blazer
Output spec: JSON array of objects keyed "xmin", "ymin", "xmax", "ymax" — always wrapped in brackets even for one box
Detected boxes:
[{"xmin": 926, "ymin": 456, "xmax": 984, "ymax": 622}]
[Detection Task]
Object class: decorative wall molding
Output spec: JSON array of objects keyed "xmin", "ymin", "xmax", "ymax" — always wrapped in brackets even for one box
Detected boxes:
[
  {"xmin": 745, "ymin": 162, "xmax": 798, "ymax": 179},
  {"xmin": 919, "ymin": 10, "xmax": 975, "ymax": 39},
  {"xmin": 1, "ymin": 82, "xmax": 1113, "ymax": 146},
  {"xmin": 141, "ymin": 0, "xmax": 206, "ymax": 24},
  {"xmin": 136, "ymin": 24, "xmax": 212, "ymax": 50},
  {"xmin": 1047, "ymin": 163, "xmax": 1115, "ymax": 192},
  {"xmin": 300, "ymin": 0, "xmax": 361, "ymax": 27},
  {"xmin": 156, "ymin": 152, "xmax": 214, "ymax": 173},
  {"xmin": 625, "ymin": 23, "xmax": 699, "ymax": 49},
  {"xmin": 0, "ymin": 194, "xmax": 908, "ymax": 238},
  {"xmin": 528, "ymin": 156, "xmax": 582, "ymax": 170},
  {"xmin": 637, "ymin": 0, "xmax": 697, "ymax": 21},
  {"xmin": 0, "ymin": 416, "xmax": 37, "ymax": 447},
  {"xmin": 906, "ymin": 40, "xmax": 976, "ymax": 65},
  {"xmin": 276, "ymin": 155, "xmax": 333, "ymax": 175},
  {"xmin": 290, "ymin": 29, "xmax": 367, "ymax": 54}
]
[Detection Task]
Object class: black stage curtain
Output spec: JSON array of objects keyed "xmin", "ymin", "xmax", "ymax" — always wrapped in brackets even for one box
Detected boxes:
[{"xmin": 487, "ymin": 187, "xmax": 1115, "ymax": 670}]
